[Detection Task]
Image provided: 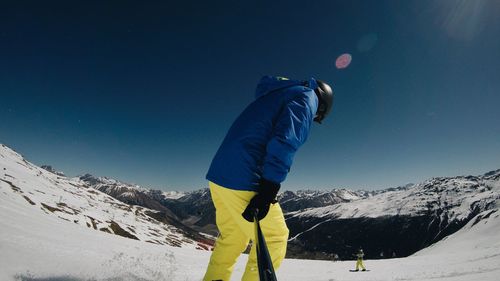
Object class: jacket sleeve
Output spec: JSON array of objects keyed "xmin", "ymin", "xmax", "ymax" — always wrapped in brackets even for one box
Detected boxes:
[{"xmin": 262, "ymin": 93, "xmax": 316, "ymax": 184}]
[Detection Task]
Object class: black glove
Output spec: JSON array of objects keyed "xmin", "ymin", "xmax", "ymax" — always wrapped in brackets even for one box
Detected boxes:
[{"xmin": 242, "ymin": 178, "xmax": 280, "ymax": 222}]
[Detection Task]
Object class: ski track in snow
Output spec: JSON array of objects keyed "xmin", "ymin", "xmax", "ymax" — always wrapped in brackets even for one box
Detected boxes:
[{"xmin": 288, "ymin": 218, "xmax": 334, "ymax": 241}]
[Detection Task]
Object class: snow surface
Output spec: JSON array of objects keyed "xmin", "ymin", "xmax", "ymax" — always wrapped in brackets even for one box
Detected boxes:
[
  {"xmin": 1, "ymin": 190, "xmax": 499, "ymax": 281},
  {"xmin": 1, "ymin": 143, "xmax": 500, "ymax": 280}
]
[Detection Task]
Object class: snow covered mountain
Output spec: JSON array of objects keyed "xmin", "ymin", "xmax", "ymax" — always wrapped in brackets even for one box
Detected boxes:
[
  {"xmin": 278, "ymin": 189, "xmax": 368, "ymax": 212},
  {"xmin": 285, "ymin": 170, "xmax": 500, "ymax": 260},
  {"xmin": 79, "ymin": 178, "xmax": 372, "ymax": 238},
  {"xmin": 79, "ymin": 174, "xmax": 182, "ymax": 220},
  {"xmin": 276, "ymin": 184, "xmax": 416, "ymax": 213},
  {"xmin": 40, "ymin": 165, "xmax": 66, "ymax": 177},
  {"xmin": 79, "ymin": 174, "xmax": 218, "ymax": 236},
  {"xmin": 0, "ymin": 144, "xmax": 213, "ymax": 251}
]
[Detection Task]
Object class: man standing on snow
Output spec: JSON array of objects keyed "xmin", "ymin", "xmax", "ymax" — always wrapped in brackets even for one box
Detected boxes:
[
  {"xmin": 203, "ymin": 75, "xmax": 334, "ymax": 281},
  {"xmin": 354, "ymin": 248, "xmax": 367, "ymax": 271}
]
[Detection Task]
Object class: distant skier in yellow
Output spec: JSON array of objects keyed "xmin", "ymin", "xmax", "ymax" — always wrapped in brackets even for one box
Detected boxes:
[{"xmin": 354, "ymin": 248, "xmax": 367, "ymax": 271}]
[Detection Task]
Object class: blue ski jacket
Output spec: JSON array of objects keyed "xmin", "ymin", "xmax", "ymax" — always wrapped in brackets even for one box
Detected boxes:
[{"xmin": 206, "ymin": 76, "xmax": 319, "ymax": 191}]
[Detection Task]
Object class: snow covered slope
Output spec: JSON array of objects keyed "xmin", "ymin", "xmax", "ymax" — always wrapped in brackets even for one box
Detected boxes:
[
  {"xmin": 0, "ymin": 144, "xmax": 212, "ymax": 250},
  {"xmin": 1, "ymin": 143, "xmax": 499, "ymax": 280},
  {"xmin": 0, "ymin": 180, "xmax": 212, "ymax": 281},
  {"xmin": 416, "ymin": 209, "xmax": 500, "ymax": 257},
  {"xmin": 1, "ymin": 168, "xmax": 499, "ymax": 280}
]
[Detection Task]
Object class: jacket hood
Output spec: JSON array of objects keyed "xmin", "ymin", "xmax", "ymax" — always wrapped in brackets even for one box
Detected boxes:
[{"xmin": 255, "ymin": 76, "xmax": 318, "ymax": 99}]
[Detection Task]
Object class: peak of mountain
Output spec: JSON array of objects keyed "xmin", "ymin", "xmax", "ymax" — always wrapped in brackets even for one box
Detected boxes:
[
  {"xmin": 483, "ymin": 169, "xmax": 500, "ymax": 179},
  {"xmin": 278, "ymin": 188, "xmax": 365, "ymax": 212},
  {"xmin": 161, "ymin": 190, "xmax": 186, "ymax": 199},
  {"xmin": 40, "ymin": 165, "xmax": 66, "ymax": 177},
  {"xmin": 79, "ymin": 173, "xmax": 149, "ymax": 193},
  {"xmin": 79, "ymin": 173, "xmax": 187, "ymax": 201}
]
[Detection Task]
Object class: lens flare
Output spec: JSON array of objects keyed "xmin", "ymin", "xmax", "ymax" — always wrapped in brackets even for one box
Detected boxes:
[{"xmin": 335, "ymin": 53, "xmax": 352, "ymax": 69}]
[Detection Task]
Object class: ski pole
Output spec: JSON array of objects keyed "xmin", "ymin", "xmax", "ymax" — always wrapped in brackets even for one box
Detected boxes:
[{"xmin": 254, "ymin": 209, "xmax": 278, "ymax": 281}]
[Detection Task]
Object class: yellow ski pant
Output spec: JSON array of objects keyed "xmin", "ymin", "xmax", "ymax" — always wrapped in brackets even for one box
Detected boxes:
[
  {"xmin": 203, "ymin": 181, "xmax": 289, "ymax": 281},
  {"xmin": 356, "ymin": 259, "xmax": 366, "ymax": 270}
]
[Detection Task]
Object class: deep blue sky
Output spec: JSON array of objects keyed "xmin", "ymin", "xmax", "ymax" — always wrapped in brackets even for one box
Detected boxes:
[{"xmin": 1, "ymin": 1, "xmax": 499, "ymax": 191}]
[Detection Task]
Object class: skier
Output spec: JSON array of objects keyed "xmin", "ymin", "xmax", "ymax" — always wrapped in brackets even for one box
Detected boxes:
[
  {"xmin": 354, "ymin": 248, "xmax": 367, "ymax": 271},
  {"xmin": 203, "ymin": 75, "xmax": 334, "ymax": 281}
]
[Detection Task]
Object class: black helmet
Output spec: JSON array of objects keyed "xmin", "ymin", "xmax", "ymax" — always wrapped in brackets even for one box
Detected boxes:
[{"xmin": 313, "ymin": 79, "xmax": 334, "ymax": 124}]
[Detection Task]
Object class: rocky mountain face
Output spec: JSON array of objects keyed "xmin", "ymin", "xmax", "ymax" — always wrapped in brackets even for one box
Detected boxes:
[
  {"xmin": 285, "ymin": 170, "xmax": 500, "ymax": 260},
  {"xmin": 159, "ymin": 189, "xmax": 218, "ymax": 236},
  {"xmin": 78, "ymin": 174, "xmax": 219, "ymax": 237},
  {"xmin": 79, "ymin": 179, "xmax": 373, "ymax": 237},
  {"xmin": 79, "ymin": 174, "xmax": 221, "ymax": 237},
  {"xmin": 41, "ymin": 165, "xmax": 65, "ymax": 177},
  {"xmin": 79, "ymin": 174, "xmax": 179, "ymax": 219}
]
